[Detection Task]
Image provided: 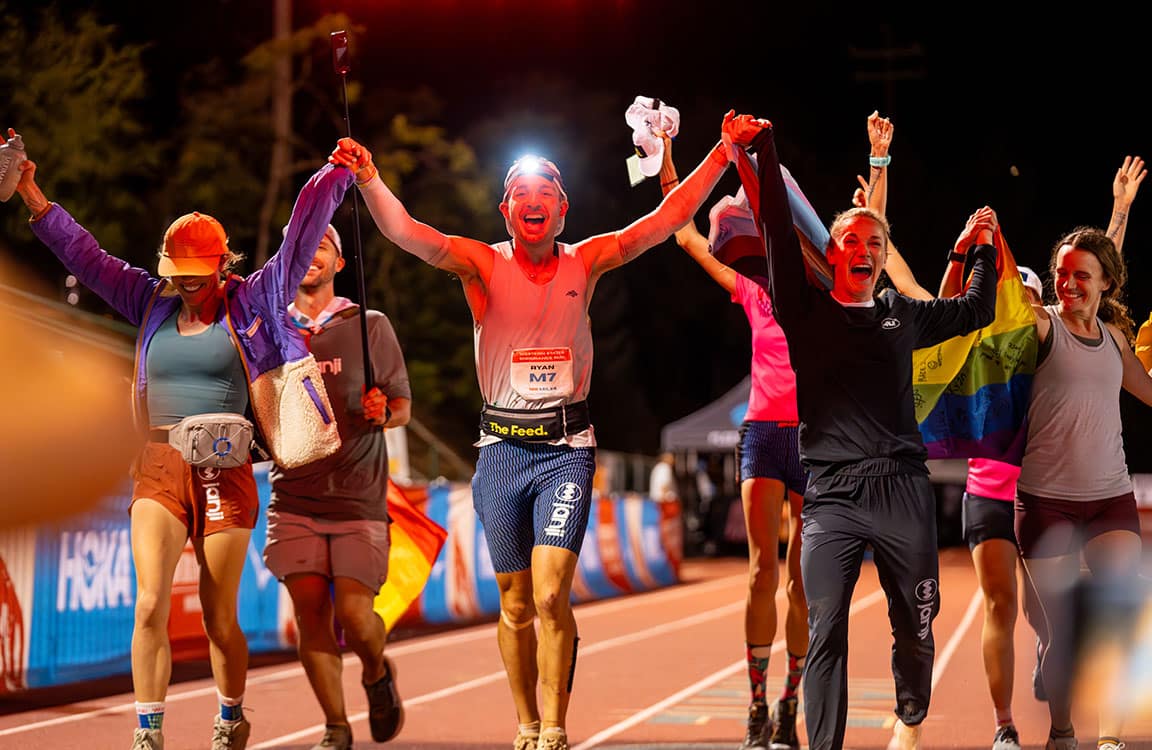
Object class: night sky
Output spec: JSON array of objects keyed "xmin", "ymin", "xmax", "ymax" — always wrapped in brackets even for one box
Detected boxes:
[{"xmin": 29, "ymin": 1, "xmax": 1152, "ymax": 464}]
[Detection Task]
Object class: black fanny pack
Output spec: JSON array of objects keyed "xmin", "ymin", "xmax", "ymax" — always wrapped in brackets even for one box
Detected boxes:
[{"xmin": 480, "ymin": 401, "xmax": 591, "ymax": 442}]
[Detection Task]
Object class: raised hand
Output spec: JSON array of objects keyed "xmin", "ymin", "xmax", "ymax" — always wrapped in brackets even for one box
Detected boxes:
[
  {"xmin": 1113, "ymin": 155, "xmax": 1146, "ymax": 207},
  {"xmin": 867, "ymin": 111, "xmax": 894, "ymax": 157},
  {"xmin": 329, "ymin": 137, "xmax": 373, "ymax": 171}
]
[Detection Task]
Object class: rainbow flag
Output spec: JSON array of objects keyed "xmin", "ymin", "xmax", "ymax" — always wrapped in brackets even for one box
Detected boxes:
[
  {"xmin": 911, "ymin": 229, "xmax": 1037, "ymax": 464},
  {"xmin": 373, "ymin": 479, "xmax": 449, "ymax": 632}
]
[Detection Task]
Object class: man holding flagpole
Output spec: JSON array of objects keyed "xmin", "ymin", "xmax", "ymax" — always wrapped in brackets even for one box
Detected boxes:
[{"xmin": 263, "ymin": 223, "xmax": 412, "ymax": 750}]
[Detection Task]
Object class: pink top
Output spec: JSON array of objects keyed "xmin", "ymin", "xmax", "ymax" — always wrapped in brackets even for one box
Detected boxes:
[
  {"xmin": 965, "ymin": 458, "xmax": 1020, "ymax": 501},
  {"xmin": 734, "ymin": 274, "xmax": 798, "ymax": 421}
]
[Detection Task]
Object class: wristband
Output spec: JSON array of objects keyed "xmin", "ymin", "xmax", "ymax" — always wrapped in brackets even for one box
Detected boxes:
[
  {"xmin": 869, "ymin": 155, "xmax": 892, "ymax": 168},
  {"xmin": 355, "ymin": 162, "xmax": 378, "ymax": 187},
  {"xmin": 661, "ymin": 178, "xmax": 680, "ymax": 189},
  {"xmin": 948, "ymin": 251, "xmax": 966, "ymax": 264}
]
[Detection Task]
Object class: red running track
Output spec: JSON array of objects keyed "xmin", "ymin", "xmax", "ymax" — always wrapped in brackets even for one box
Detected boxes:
[{"xmin": 2, "ymin": 549, "xmax": 1151, "ymax": 749}]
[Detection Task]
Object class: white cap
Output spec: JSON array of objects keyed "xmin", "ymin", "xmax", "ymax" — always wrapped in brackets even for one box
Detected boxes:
[
  {"xmin": 625, "ymin": 96, "xmax": 681, "ymax": 178},
  {"xmin": 1018, "ymin": 265, "xmax": 1042, "ymax": 299}
]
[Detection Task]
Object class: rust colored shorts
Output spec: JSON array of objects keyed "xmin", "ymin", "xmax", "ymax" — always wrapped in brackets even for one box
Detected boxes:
[
  {"xmin": 130, "ymin": 442, "xmax": 259, "ymax": 537},
  {"xmin": 1015, "ymin": 489, "xmax": 1140, "ymax": 559}
]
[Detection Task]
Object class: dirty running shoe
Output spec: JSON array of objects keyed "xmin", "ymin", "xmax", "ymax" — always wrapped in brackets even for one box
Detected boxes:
[
  {"xmin": 364, "ymin": 655, "xmax": 404, "ymax": 742},
  {"xmin": 1097, "ymin": 743, "xmax": 1125, "ymax": 750},
  {"xmin": 310, "ymin": 723, "xmax": 353, "ymax": 750},
  {"xmin": 1044, "ymin": 731, "xmax": 1077, "ymax": 750},
  {"xmin": 992, "ymin": 724, "xmax": 1021, "ymax": 750},
  {"xmin": 768, "ymin": 696, "xmax": 799, "ymax": 750},
  {"xmin": 739, "ymin": 701, "xmax": 771, "ymax": 750},
  {"xmin": 210, "ymin": 715, "xmax": 251, "ymax": 750},
  {"xmin": 887, "ymin": 718, "xmax": 922, "ymax": 750},
  {"xmin": 131, "ymin": 728, "xmax": 164, "ymax": 750},
  {"xmin": 513, "ymin": 725, "xmax": 540, "ymax": 750},
  {"xmin": 536, "ymin": 728, "xmax": 569, "ymax": 750}
]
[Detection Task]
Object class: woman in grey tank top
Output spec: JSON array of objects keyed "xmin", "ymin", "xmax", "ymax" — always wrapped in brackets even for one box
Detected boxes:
[{"xmin": 1018, "ymin": 225, "xmax": 1152, "ymax": 750}]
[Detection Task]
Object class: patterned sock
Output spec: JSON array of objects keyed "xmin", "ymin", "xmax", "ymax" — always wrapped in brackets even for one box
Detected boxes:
[
  {"xmin": 780, "ymin": 651, "xmax": 805, "ymax": 700},
  {"xmin": 136, "ymin": 701, "xmax": 165, "ymax": 730},
  {"xmin": 994, "ymin": 707, "xmax": 1013, "ymax": 727},
  {"xmin": 218, "ymin": 692, "xmax": 244, "ymax": 723},
  {"xmin": 746, "ymin": 644, "xmax": 771, "ymax": 705}
]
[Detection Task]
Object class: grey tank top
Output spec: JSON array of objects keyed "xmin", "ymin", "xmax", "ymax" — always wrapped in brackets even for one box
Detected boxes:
[
  {"xmin": 476, "ymin": 242, "xmax": 593, "ymax": 410},
  {"xmin": 1017, "ymin": 305, "xmax": 1131, "ymax": 500}
]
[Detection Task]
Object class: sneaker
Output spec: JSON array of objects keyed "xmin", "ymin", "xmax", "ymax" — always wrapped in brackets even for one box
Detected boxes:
[
  {"xmin": 1097, "ymin": 743, "xmax": 1125, "ymax": 750},
  {"xmin": 992, "ymin": 724, "xmax": 1021, "ymax": 750},
  {"xmin": 364, "ymin": 655, "xmax": 404, "ymax": 742},
  {"xmin": 739, "ymin": 702, "xmax": 771, "ymax": 750},
  {"xmin": 513, "ymin": 726, "xmax": 539, "ymax": 750},
  {"xmin": 310, "ymin": 723, "xmax": 353, "ymax": 750},
  {"xmin": 211, "ymin": 715, "xmax": 251, "ymax": 750},
  {"xmin": 768, "ymin": 697, "xmax": 799, "ymax": 750},
  {"xmin": 887, "ymin": 719, "xmax": 922, "ymax": 750},
  {"xmin": 536, "ymin": 729, "xmax": 569, "ymax": 750},
  {"xmin": 1044, "ymin": 732, "xmax": 1077, "ymax": 750},
  {"xmin": 131, "ymin": 728, "xmax": 164, "ymax": 750}
]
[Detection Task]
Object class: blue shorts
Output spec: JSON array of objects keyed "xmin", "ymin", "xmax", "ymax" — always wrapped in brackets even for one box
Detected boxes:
[
  {"xmin": 961, "ymin": 492, "xmax": 1018, "ymax": 551},
  {"xmin": 737, "ymin": 420, "xmax": 806, "ymax": 495},
  {"xmin": 472, "ymin": 441, "xmax": 596, "ymax": 573}
]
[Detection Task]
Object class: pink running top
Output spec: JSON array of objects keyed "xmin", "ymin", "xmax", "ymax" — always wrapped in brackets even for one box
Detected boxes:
[
  {"xmin": 965, "ymin": 458, "xmax": 1020, "ymax": 501},
  {"xmin": 733, "ymin": 274, "xmax": 798, "ymax": 422}
]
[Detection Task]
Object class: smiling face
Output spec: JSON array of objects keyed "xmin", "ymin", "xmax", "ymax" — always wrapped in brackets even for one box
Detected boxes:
[
  {"xmin": 1054, "ymin": 245, "xmax": 1111, "ymax": 316},
  {"xmin": 171, "ymin": 264, "xmax": 224, "ymax": 310},
  {"xmin": 500, "ymin": 173, "xmax": 568, "ymax": 247},
  {"xmin": 828, "ymin": 211, "xmax": 888, "ymax": 302},
  {"xmin": 300, "ymin": 235, "xmax": 344, "ymax": 291}
]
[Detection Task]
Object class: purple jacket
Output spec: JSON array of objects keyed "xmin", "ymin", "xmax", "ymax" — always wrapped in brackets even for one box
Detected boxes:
[{"xmin": 31, "ymin": 163, "xmax": 354, "ymax": 429}]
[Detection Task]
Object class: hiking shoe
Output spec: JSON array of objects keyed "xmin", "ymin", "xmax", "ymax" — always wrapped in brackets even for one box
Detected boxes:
[
  {"xmin": 364, "ymin": 655, "xmax": 404, "ymax": 742},
  {"xmin": 536, "ymin": 730, "xmax": 569, "ymax": 750},
  {"xmin": 513, "ymin": 726, "xmax": 539, "ymax": 750},
  {"xmin": 739, "ymin": 701, "xmax": 771, "ymax": 750},
  {"xmin": 131, "ymin": 728, "xmax": 164, "ymax": 750},
  {"xmin": 211, "ymin": 715, "xmax": 251, "ymax": 750},
  {"xmin": 992, "ymin": 724, "xmax": 1021, "ymax": 750},
  {"xmin": 310, "ymin": 723, "xmax": 353, "ymax": 750},
  {"xmin": 1044, "ymin": 733, "xmax": 1077, "ymax": 750},
  {"xmin": 887, "ymin": 719, "xmax": 922, "ymax": 750},
  {"xmin": 768, "ymin": 697, "xmax": 799, "ymax": 750}
]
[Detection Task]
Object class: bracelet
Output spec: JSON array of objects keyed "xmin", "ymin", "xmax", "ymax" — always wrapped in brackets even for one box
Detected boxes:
[
  {"xmin": 661, "ymin": 178, "xmax": 680, "ymax": 188},
  {"xmin": 948, "ymin": 251, "xmax": 966, "ymax": 264},
  {"xmin": 869, "ymin": 155, "xmax": 892, "ymax": 168},
  {"xmin": 355, "ymin": 162, "xmax": 378, "ymax": 186}
]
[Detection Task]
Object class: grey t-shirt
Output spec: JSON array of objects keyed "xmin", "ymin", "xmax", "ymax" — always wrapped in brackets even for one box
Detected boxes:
[{"xmin": 270, "ymin": 305, "xmax": 411, "ymax": 520}]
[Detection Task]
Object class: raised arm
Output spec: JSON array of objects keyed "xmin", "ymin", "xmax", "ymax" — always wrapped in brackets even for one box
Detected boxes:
[
  {"xmin": 754, "ymin": 120, "xmax": 813, "ymax": 326},
  {"xmin": 329, "ymin": 138, "xmax": 493, "ymax": 283},
  {"xmin": 863, "ymin": 111, "xmax": 893, "ymax": 216},
  {"xmin": 912, "ymin": 208, "xmax": 999, "ymax": 345},
  {"xmin": 656, "ymin": 130, "xmax": 736, "ymax": 295},
  {"xmin": 1107, "ymin": 155, "xmax": 1145, "ymax": 252},
  {"xmin": 585, "ymin": 111, "xmax": 764, "ymax": 277}
]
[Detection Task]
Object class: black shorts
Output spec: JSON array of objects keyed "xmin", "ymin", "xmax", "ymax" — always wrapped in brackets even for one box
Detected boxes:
[
  {"xmin": 962, "ymin": 492, "xmax": 1017, "ymax": 551},
  {"xmin": 1015, "ymin": 490, "xmax": 1140, "ymax": 559}
]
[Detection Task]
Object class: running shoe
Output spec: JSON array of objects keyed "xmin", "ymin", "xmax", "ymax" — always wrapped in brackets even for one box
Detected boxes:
[
  {"xmin": 1044, "ymin": 732, "xmax": 1077, "ymax": 750},
  {"xmin": 131, "ymin": 728, "xmax": 164, "ymax": 750},
  {"xmin": 210, "ymin": 715, "xmax": 251, "ymax": 750},
  {"xmin": 768, "ymin": 696, "xmax": 799, "ymax": 750},
  {"xmin": 992, "ymin": 724, "xmax": 1021, "ymax": 750},
  {"xmin": 513, "ymin": 725, "xmax": 539, "ymax": 750},
  {"xmin": 1097, "ymin": 743, "xmax": 1124, "ymax": 750},
  {"xmin": 365, "ymin": 655, "xmax": 404, "ymax": 742},
  {"xmin": 739, "ymin": 701, "xmax": 771, "ymax": 750},
  {"xmin": 310, "ymin": 724, "xmax": 352, "ymax": 750}
]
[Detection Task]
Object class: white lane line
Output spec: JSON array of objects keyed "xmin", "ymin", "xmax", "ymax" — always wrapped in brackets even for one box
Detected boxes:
[
  {"xmin": 572, "ymin": 588, "xmax": 887, "ymax": 750},
  {"xmin": 250, "ymin": 600, "xmax": 748, "ymax": 748},
  {"xmin": 931, "ymin": 587, "xmax": 983, "ymax": 690},
  {"xmin": 0, "ymin": 572, "xmax": 748, "ymax": 738}
]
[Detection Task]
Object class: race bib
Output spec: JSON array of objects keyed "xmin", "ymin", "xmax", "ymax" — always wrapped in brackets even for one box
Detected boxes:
[{"xmin": 510, "ymin": 347, "xmax": 574, "ymax": 400}]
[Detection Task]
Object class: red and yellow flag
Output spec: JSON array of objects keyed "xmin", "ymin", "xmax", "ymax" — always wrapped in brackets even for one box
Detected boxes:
[{"xmin": 373, "ymin": 480, "xmax": 448, "ymax": 632}]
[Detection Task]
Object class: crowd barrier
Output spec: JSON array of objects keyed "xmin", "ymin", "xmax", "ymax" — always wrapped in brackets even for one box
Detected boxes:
[{"xmin": 0, "ymin": 466, "xmax": 682, "ymax": 692}]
